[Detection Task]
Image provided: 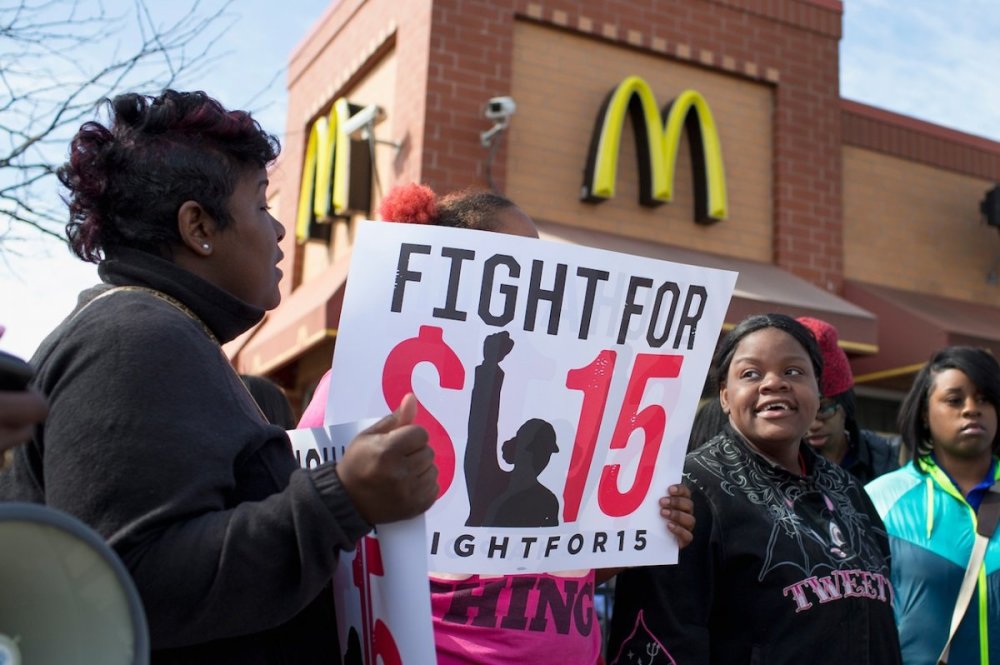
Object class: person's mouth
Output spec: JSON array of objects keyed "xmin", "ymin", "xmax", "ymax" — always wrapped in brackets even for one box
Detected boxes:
[
  {"xmin": 806, "ymin": 434, "xmax": 828, "ymax": 448},
  {"xmin": 960, "ymin": 422, "xmax": 985, "ymax": 435},
  {"xmin": 755, "ymin": 400, "xmax": 795, "ymax": 418}
]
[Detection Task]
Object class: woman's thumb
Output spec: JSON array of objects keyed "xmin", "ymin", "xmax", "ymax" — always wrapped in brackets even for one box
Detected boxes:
[
  {"xmin": 394, "ymin": 393, "xmax": 417, "ymax": 425},
  {"xmin": 363, "ymin": 393, "xmax": 417, "ymax": 434}
]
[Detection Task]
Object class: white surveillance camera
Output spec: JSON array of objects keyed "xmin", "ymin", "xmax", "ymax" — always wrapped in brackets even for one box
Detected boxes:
[
  {"xmin": 480, "ymin": 96, "xmax": 516, "ymax": 148},
  {"xmin": 484, "ymin": 96, "xmax": 516, "ymax": 122},
  {"xmin": 342, "ymin": 104, "xmax": 385, "ymax": 140}
]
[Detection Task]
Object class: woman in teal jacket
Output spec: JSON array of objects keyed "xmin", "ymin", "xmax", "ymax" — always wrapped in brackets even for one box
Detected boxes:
[{"xmin": 866, "ymin": 346, "xmax": 1000, "ymax": 665}]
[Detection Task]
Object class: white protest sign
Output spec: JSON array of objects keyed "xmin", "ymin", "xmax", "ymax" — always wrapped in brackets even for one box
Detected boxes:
[
  {"xmin": 288, "ymin": 425, "xmax": 436, "ymax": 665},
  {"xmin": 328, "ymin": 221, "xmax": 737, "ymax": 573}
]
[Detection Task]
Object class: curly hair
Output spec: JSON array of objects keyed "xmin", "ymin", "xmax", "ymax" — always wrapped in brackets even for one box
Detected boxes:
[
  {"xmin": 377, "ymin": 183, "xmax": 517, "ymax": 233},
  {"xmin": 59, "ymin": 90, "xmax": 280, "ymax": 262},
  {"xmin": 436, "ymin": 188, "xmax": 517, "ymax": 232},
  {"xmin": 377, "ymin": 183, "xmax": 438, "ymax": 224}
]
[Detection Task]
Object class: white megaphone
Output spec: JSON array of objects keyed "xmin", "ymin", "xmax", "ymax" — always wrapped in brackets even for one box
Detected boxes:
[{"xmin": 0, "ymin": 502, "xmax": 149, "ymax": 665}]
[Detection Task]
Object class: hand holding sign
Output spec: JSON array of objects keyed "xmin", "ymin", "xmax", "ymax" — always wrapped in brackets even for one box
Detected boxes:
[
  {"xmin": 337, "ymin": 393, "xmax": 439, "ymax": 524},
  {"xmin": 660, "ymin": 483, "xmax": 695, "ymax": 548}
]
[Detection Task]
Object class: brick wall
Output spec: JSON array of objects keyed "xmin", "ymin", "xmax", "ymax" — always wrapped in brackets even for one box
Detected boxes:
[
  {"xmin": 419, "ymin": 0, "xmax": 518, "ymax": 192},
  {"xmin": 505, "ymin": 21, "xmax": 775, "ymax": 263},
  {"xmin": 843, "ymin": 100, "xmax": 1000, "ymax": 182},
  {"xmin": 422, "ymin": 0, "xmax": 846, "ymax": 289},
  {"xmin": 264, "ymin": 0, "xmax": 1000, "ymax": 394},
  {"xmin": 279, "ymin": 0, "xmax": 846, "ymax": 291},
  {"xmin": 277, "ymin": 0, "xmax": 846, "ymax": 289},
  {"xmin": 843, "ymin": 147, "xmax": 1000, "ymax": 305},
  {"xmin": 278, "ymin": 0, "xmax": 436, "ymax": 291},
  {"xmin": 842, "ymin": 101, "xmax": 1000, "ymax": 305}
]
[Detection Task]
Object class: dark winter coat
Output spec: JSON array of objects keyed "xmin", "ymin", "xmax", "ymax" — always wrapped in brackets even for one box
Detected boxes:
[
  {"xmin": 844, "ymin": 429, "xmax": 901, "ymax": 484},
  {"xmin": 607, "ymin": 424, "xmax": 902, "ymax": 665},
  {"xmin": 0, "ymin": 249, "xmax": 369, "ymax": 664}
]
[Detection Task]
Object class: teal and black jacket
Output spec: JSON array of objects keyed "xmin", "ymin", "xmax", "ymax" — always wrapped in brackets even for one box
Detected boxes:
[{"xmin": 866, "ymin": 457, "xmax": 1000, "ymax": 665}]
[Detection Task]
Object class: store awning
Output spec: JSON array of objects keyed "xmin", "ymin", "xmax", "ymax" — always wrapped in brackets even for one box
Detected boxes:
[
  {"xmin": 231, "ymin": 254, "xmax": 351, "ymax": 375},
  {"xmin": 537, "ymin": 221, "xmax": 878, "ymax": 351},
  {"xmin": 845, "ymin": 280, "xmax": 1000, "ymax": 389}
]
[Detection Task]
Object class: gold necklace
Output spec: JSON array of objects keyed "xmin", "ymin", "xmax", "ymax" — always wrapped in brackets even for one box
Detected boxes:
[
  {"xmin": 84, "ymin": 286, "xmax": 268, "ymax": 423},
  {"xmin": 87, "ymin": 286, "xmax": 218, "ymax": 343}
]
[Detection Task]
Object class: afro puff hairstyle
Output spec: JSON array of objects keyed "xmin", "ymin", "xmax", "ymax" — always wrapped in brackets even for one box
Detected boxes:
[{"xmin": 377, "ymin": 183, "xmax": 438, "ymax": 224}]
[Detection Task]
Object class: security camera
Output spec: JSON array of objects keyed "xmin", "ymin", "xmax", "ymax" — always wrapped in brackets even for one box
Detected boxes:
[
  {"xmin": 480, "ymin": 96, "xmax": 516, "ymax": 148},
  {"xmin": 484, "ymin": 96, "xmax": 516, "ymax": 123},
  {"xmin": 341, "ymin": 104, "xmax": 386, "ymax": 140}
]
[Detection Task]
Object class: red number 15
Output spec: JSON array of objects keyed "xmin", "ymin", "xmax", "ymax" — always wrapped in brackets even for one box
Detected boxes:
[{"xmin": 563, "ymin": 352, "xmax": 683, "ymax": 521}]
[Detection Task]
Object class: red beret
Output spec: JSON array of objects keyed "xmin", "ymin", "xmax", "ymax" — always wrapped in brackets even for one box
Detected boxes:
[{"xmin": 797, "ymin": 316, "xmax": 854, "ymax": 397}]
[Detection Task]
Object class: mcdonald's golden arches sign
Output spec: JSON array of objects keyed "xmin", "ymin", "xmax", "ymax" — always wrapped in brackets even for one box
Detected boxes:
[{"xmin": 582, "ymin": 75, "xmax": 728, "ymax": 224}]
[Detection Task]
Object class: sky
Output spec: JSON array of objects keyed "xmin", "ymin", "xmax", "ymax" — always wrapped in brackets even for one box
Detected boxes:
[{"xmin": 1, "ymin": 0, "xmax": 999, "ymax": 360}]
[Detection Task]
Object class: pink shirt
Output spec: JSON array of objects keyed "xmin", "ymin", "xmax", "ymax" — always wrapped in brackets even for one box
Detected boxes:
[
  {"xmin": 298, "ymin": 373, "xmax": 604, "ymax": 664},
  {"xmin": 431, "ymin": 571, "xmax": 602, "ymax": 665},
  {"xmin": 298, "ymin": 370, "xmax": 332, "ymax": 428}
]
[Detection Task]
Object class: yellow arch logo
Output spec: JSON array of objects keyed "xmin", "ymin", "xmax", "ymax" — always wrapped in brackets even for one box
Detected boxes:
[
  {"xmin": 296, "ymin": 98, "xmax": 353, "ymax": 242},
  {"xmin": 581, "ymin": 75, "xmax": 728, "ymax": 223}
]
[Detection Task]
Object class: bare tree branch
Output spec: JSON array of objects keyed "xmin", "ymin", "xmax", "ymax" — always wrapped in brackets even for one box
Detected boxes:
[{"xmin": 0, "ymin": 0, "xmax": 235, "ymax": 251}]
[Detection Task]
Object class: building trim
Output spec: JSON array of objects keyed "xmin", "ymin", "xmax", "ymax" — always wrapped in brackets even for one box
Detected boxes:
[{"xmin": 843, "ymin": 99, "xmax": 1000, "ymax": 180}]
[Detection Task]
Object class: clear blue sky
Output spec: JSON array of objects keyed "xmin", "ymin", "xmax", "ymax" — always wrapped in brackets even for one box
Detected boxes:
[{"xmin": 1, "ymin": 0, "xmax": 998, "ymax": 359}]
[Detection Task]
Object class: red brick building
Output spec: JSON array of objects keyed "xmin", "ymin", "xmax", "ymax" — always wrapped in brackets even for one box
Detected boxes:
[{"xmin": 227, "ymin": 0, "xmax": 1000, "ymax": 431}]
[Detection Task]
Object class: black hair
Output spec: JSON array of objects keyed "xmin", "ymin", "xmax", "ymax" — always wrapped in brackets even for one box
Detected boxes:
[
  {"xmin": 59, "ymin": 89, "xmax": 280, "ymax": 262},
  {"xmin": 897, "ymin": 346, "xmax": 1000, "ymax": 460},
  {"xmin": 831, "ymin": 389, "xmax": 863, "ymax": 455},
  {"xmin": 240, "ymin": 374, "xmax": 296, "ymax": 430},
  {"xmin": 712, "ymin": 313, "xmax": 824, "ymax": 389},
  {"xmin": 436, "ymin": 189, "xmax": 517, "ymax": 232},
  {"xmin": 687, "ymin": 397, "xmax": 729, "ymax": 453}
]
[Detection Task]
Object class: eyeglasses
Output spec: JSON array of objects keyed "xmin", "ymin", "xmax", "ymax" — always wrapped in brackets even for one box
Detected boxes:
[{"xmin": 816, "ymin": 400, "xmax": 840, "ymax": 420}]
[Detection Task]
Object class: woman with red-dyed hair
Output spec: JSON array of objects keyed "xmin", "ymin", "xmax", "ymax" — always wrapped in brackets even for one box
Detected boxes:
[
  {"xmin": 0, "ymin": 90, "xmax": 438, "ymax": 664},
  {"xmin": 299, "ymin": 182, "xmax": 695, "ymax": 665}
]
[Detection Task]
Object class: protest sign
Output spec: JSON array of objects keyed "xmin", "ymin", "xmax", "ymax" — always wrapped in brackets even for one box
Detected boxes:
[
  {"xmin": 327, "ymin": 221, "xmax": 737, "ymax": 573},
  {"xmin": 288, "ymin": 425, "xmax": 436, "ymax": 665}
]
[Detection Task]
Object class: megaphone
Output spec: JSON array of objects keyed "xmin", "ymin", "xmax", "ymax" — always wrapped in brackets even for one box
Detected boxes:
[{"xmin": 0, "ymin": 503, "xmax": 149, "ymax": 665}]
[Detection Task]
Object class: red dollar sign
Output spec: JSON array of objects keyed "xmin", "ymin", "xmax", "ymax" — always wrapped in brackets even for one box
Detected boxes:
[{"xmin": 382, "ymin": 325, "xmax": 465, "ymax": 497}]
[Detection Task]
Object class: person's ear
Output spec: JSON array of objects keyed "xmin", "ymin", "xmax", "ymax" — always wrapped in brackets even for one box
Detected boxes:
[
  {"xmin": 177, "ymin": 200, "xmax": 217, "ymax": 256},
  {"xmin": 719, "ymin": 384, "xmax": 730, "ymax": 415}
]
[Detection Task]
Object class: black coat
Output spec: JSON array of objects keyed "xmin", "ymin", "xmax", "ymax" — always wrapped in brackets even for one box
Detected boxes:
[
  {"xmin": 0, "ymin": 249, "xmax": 368, "ymax": 663},
  {"xmin": 844, "ymin": 429, "xmax": 901, "ymax": 484},
  {"xmin": 608, "ymin": 425, "xmax": 902, "ymax": 665}
]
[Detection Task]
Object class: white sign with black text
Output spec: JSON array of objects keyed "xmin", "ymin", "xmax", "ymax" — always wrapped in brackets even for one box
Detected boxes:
[
  {"xmin": 327, "ymin": 221, "xmax": 737, "ymax": 573},
  {"xmin": 288, "ymin": 424, "xmax": 436, "ymax": 665}
]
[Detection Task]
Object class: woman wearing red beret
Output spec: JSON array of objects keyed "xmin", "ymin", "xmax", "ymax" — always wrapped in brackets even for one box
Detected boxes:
[{"xmin": 798, "ymin": 316, "xmax": 901, "ymax": 483}]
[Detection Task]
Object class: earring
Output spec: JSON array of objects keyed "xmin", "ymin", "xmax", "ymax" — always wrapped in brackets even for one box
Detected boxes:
[{"xmin": 201, "ymin": 243, "xmax": 211, "ymax": 251}]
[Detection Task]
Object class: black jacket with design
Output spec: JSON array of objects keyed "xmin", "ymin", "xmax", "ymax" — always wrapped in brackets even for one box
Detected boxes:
[
  {"xmin": 0, "ymin": 249, "xmax": 370, "ymax": 664},
  {"xmin": 608, "ymin": 424, "xmax": 902, "ymax": 665}
]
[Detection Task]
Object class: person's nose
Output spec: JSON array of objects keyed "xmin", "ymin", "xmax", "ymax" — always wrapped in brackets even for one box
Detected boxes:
[
  {"xmin": 962, "ymin": 397, "xmax": 981, "ymax": 416},
  {"xmin": 272, "ymin": 215, "xmax": 286, "ymax": 243},
  {"xmin": 760, "ymin": 372, "xmax": 788, "ymax": 392}
]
